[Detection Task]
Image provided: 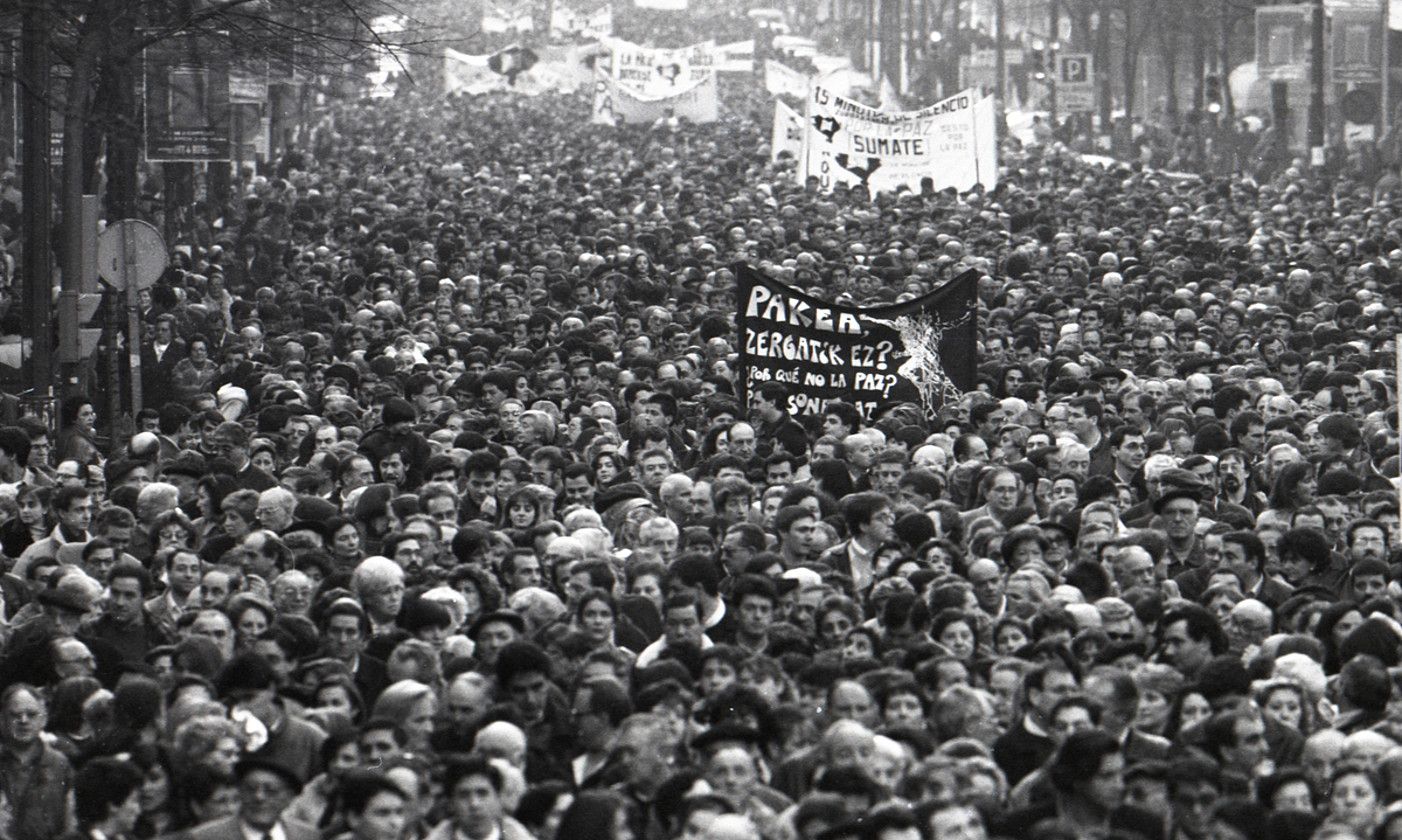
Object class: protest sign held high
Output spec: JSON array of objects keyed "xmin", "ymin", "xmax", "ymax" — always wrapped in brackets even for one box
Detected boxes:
[
  {"xmin": 800, "ymin": 85, "xmax": 998, "ymax": 196},
  {"xmin": 592, "ymin": 66, "xmax": 718, "ymax": 124},
  {"xmin": 605, "ymin": 37, "xmax": 715, "ymax": 96},
  {"xmin": 771, "ymin": 99, "xmax": 804, "ymax": 161},
  {"xmin": 550, "ymin": 3, "xmax": 613, "ymax": 39},
  {"xmin": 736, "ymin": 265, "xmax": 978, "ymax": 421}
]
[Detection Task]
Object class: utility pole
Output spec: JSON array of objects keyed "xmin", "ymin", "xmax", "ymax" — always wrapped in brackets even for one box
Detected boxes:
[
  {"xmin": 20, "ymin": 2, "xmax": 52, "ymax": 396},
  {"xmin": 1049, "ymin": 3, "xmax": 1060, "ymax": 125},
  {"xmin": 1308, "ymin": 0, "xmax": 1325, "ymax": 165}
]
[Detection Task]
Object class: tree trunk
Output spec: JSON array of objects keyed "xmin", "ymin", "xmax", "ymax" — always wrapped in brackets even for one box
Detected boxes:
[
  {"xmin": 1122, "ymin": 3, "xmax": 1137, "ymax": 121},
  {"xmin": 60, "ymin": 20, "xmax": 104, "ymax": 398},
  {"xmin": 1190, "ymin": 11, "xmax": 1204, "ymax": 111},
  {"xmin": 1220, "ymin": 10, "xmax": 1235, "ymax": 119},
  {"xmin": 1159, "ymin": 21, "xmax": 1180, "ymax": 120}
]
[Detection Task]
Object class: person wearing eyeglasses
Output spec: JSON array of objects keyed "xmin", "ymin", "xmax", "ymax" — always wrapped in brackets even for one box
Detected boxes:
[{"xmin": 0, "ymin": 684, "xmax": 73, "ymax": 840}]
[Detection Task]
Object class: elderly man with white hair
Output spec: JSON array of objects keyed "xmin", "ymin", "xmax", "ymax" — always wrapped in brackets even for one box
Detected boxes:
[
  {"xmin": 352, "ymin": 556, "xmax": 406, "ymax": 634},
  {"xmin": 658, "ymin": 473, "xmax": 694, "ymax": 526},
  {"xmin": 637, "ymin": 516, "xmax": 680, "ymax": 561},
  {"xmin": 1226, "ymin": 599, "xmax": 1273, "ymax": 655},
  {"xmin": 256, "ymin": 486, "xmax": 297, "ymax": 534}
]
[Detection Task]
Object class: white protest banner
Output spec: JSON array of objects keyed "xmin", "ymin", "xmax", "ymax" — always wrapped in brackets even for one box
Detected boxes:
[
  {"xmin": 445, "ymin": 46, "xmax": 584, "ymax": 96},
  {"xmin": 592, "ymin": 67, "xmax": 717, "ymax": 124},
  {"xmin": 800, "ymin": 85, "xmax": 998, "ymax": 195},
  {"xmin": 765, "ymin": 59, "xmax": 809, "ymax": 99},
  {"xmin": 634, "ymin": 0, "xmax": 687, "ymax": 8},
  {"xmin": 606, "ymin": 38, "xmax": 715, "ymax": 96},
  {"xmin": 715, "ymin": 40, "xmax": 755, "ymax": 72},
  {"xmin": 483, "ymin": 5, "xmax": 535, "ymax": 33},
  {"xmin": 551, "ymin": 4, "xmax": 613, "ymax": 39},
  {"xmin": 772, "ymin": 99, "xmax": 804, "ymax": 161}
]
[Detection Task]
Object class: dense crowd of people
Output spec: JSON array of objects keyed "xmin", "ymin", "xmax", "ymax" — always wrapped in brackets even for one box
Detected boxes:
[{"xmin": 3, "ymin": 6, "xmax": 1402, "ymax": 840}]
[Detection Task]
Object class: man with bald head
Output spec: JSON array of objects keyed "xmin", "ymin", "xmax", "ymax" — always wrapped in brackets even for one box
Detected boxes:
[
  {"xmin": 1302, "ymin": 729, "xmax": 1345, "ymax": 801},
  {"xmin": 433, "ymin": 672, "xmax": 494, "ymax": 754},
  {"xmin": 474, "ymin": 721, "xmax": 527, "ymax": 769},
  {"xmin": 1225, "ymin": 599, "xmax": 1273, "ymax": 655},
  {"xmin": 772, "ymin": 716, "xmax": 877, "ymax": 801}
]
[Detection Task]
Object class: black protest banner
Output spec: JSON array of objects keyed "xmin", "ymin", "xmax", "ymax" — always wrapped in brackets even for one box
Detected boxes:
[{"xmin": 736, "ymin": 264, "xmax": 978, "ymax": 420}]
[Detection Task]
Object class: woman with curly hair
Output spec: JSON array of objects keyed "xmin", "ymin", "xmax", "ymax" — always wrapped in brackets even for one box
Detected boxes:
[
  {"xmin": 448, "ymin": 564, "xmax": 504, "ymax": 627},
  {"xmin": 814, "ymin": 595, "xmax": 862, "ymax": 650},
  {"xmin": 192, "ymin": 474, "xmax": 237, "ymax": 546},
  {"xmin": 500, "ymin": 485, "xmax": 551, "ymax": 532},
  {"xmin": 226, "ymin": 593, "xmax": 276, "ymax": 653},
  {"xmin": 149, "ymin": 508, "xmax": 199, "ymax": 555},
  {"xmin": 171, "ymin": 715, "xmax": 245, "ymax": 777}
]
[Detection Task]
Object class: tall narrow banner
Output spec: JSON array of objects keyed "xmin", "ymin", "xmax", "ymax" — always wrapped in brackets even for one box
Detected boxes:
[
  {"xmin": 764, "ymin": 59, "xmax": 810, "ymax": 99},
  {"xmin": 772, "ymin": 99, "xmax": 804, "ymax": 161},
  {"xmin": 144, "ymin": 34, "xmax": 231, "ymax": 162},
  {"xmin": 801, "ymin": 85, "xmax": 997, "ymax": 195},
  {"xmin": 592, "ymin": 67, "xmax": 718, "ymax": 124},
  {"xmin": 736, "ymin": 265, "xmax": 979, "ymax": 420},
  {"xmin": 551, "ymin": 4, "xmax": 613, "ymax": 39},
  {"xmin": 606, "ymin": 38, "xmax": 715, "ymax": 96}
]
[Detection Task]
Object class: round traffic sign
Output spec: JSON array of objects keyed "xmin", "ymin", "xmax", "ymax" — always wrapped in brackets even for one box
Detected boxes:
[{"xmin": 97, "ymin": 219, "xmax": 167, "ymax": 291}]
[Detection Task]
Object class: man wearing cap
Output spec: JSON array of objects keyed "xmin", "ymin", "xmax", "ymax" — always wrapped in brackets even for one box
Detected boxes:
[
  {"xmin": 211, "ymin": 422, "xmax": 277, "ymax": 492},
  {"xmin": 160, "ymin": 449, "xmax": 208, "ymax": 515},
  {"xmin": 185, "ymin": 757, "xmax": 318, "ymax": 840},
  {"xmin": 1155, "ymin": 471, "xmax": 1210, "ymax": 581},
  {"xmin": 466, "ymin": 609, "xmax": 526, "ymax": 672},
  {"xmin": 359, "ymin": 397, "xmax": 432, "ymax": 489},
  {"xmin": 0, "ymin": 570, "xmax": 114, "ymax": 687},
  {"xmin": 217, "ymin": 652, "xmax": 326, "ymax": 784}
]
